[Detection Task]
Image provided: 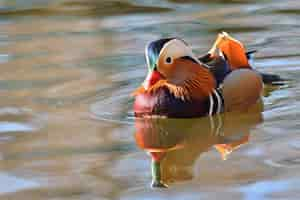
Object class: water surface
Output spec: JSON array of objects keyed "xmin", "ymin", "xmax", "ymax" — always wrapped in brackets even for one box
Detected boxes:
[{"xmin": 0, "ymin": 0, "xmax": 299, "ymax": 199}]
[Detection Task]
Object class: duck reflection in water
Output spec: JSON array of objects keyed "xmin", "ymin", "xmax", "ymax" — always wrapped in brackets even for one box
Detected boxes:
[{"xmin": 134, "ymin": 103, "xmax": 263, "ymax": 188}]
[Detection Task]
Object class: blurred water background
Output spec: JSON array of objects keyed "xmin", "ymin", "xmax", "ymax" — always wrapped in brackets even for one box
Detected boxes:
[{"xmin": 0, "ymin": 0, "xmax": 299, "ymax": 199}]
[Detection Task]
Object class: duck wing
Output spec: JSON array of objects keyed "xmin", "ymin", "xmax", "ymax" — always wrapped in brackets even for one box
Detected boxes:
[
  {"xmin": 199, "ymin": 53, "xmax": 230, "ymax": 87},
  {"xmin": 200, "ymin": 50, "xmax": 286, "ymax": 86},
  {"xmin": 222, "ymin": 69, "xmax": 263, "ymax": 112}
]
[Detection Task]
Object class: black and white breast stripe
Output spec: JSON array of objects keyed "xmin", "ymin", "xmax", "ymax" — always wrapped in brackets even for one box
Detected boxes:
[{"xmin": 208, "ymin": 89, "xmax": 224, "ymax": 116}]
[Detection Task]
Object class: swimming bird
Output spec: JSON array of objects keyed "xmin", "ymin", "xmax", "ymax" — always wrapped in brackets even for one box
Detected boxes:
[{"xmin": 133, "ymin": 32, "xmax": 277, "ymax": 118}]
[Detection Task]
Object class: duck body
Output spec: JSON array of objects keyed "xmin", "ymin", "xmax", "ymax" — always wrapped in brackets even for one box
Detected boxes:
[
  {"xmin": 134, "ymin": 87, "xmax": 221, "ymax": 118},
  {"xmin": 133, "ymin": 69, "xmax": 260, "ymax": 118},
  {"xmin": 134, "ymin": 87, "xmax": 207, "ymax": 118},
  {"xmin": 133, "ymin": 32, "xmax": 267, "ymax": 118}
]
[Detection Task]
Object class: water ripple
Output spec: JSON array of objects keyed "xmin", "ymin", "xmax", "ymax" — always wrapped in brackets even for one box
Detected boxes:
[
  {"xmin": 0, "ymin": 107, "xmax": 47, "ymax": 135},
  {"xmin": 0, "ymin": 122, "xmax": 35, "ymax": 133},
  {"xmin": 0, "ymin": 173, "xmax": 39, "ymax": 195}
]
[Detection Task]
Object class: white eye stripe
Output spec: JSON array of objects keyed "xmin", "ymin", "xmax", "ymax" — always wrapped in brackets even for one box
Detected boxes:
[{"xmin": 158, "ymin": 39, "xmax": 201, "ymax": 65}]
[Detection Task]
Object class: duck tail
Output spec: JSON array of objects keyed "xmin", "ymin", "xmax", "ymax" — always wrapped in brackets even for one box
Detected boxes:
[
  {"xmin": 246, "ymin": 50, "xmax": 257, "ymax": 60},
  {"xmin": 260, "ymin": 72, "xmax": 287, "ymax": 86}
]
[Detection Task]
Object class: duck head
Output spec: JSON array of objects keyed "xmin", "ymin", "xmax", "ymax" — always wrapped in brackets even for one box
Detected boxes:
[{"xmin": 140, "ymin": 38, "xmax": 216, "ymax": 100}]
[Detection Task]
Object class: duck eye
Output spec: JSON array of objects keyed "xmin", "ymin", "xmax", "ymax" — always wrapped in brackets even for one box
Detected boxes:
[{"xmin": 165, "ymin": 57, "xmax": 172, "ymax": 64}]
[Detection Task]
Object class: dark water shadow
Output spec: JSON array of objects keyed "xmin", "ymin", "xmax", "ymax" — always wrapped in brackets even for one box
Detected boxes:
[
  {"xmin": 271, "ymin": 9, "xmax": 300, "ymax": 15},
  {"xmin": 168, "ymin": 0, "xmax": 270, "ymax": 4},
  {"xmin": 0, "ymin": 1, "xmax": 172, "ymax": 17}
]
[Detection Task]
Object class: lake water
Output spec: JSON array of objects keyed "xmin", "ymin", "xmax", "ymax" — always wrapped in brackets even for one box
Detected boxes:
[{"xmin": 0, "ymin": 0, "xmax": 299, "ymax": 199}]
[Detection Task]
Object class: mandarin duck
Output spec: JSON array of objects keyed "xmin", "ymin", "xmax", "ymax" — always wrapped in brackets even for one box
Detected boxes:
[{"xmin": 133, "ymin": 32, "xmax": 275, "ymax": 118}]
